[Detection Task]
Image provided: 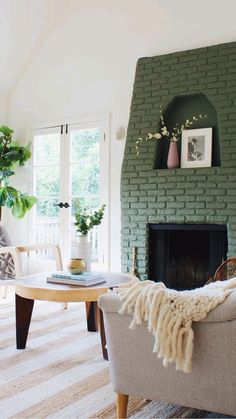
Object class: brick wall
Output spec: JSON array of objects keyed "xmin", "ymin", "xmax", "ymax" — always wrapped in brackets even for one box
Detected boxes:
[{"xmin": 121, "ymin": 41, "xmax": 236, "ymax": 279}]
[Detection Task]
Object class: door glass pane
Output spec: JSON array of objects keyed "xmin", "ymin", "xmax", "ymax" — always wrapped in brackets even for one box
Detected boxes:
[
  {"xmin": 32, "ymin": 133, "xmax": 61, "ymax": 252},
  {"xmin": 71, "ymin": 128, "xmax": 99, "ymax": 162},
  {"xmin": 35, "ymin": 167, "xmax": 60, "ymax": 196},
  {"xmin": 71, "ymin": 164, "xmax": 99, "ymax": 196},
  {"xmin": 71, "ymin": 197, "xmax": 99, "ymax": 214},
  {"xmin": 34, "ymin": 134, "xmax": 60, "ymax": 164},
  {"xmin": 35, "ymin": 198, "xmax": 60, "ymax": 245},
  {"xmin": 70, "ymin": 128, "xmax": 100, "ymax": 266},
  {"xmin": 36, "ymin": 197, "xmax": 59, "ymax": 217}
]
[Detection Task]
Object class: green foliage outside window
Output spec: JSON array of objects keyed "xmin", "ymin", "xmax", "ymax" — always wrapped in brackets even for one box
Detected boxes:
[
  {"xmin": 71, "ymin": 129, "xmax": 99, "ymax": 197},
  {"xmin": 35, "ymin": 127, "xmax": 100, "ymax": 218}
]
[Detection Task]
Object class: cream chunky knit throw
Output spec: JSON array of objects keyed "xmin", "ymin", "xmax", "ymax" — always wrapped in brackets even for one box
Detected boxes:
[{"xmin": 117, "ymin": 277, "xmax": 236, "ymax": 373}]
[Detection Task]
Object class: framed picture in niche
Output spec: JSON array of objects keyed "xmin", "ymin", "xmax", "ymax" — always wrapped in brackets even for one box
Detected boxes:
[{"xmin": 181, "ymin": 127, "xmax": 212, "ymax": 168}]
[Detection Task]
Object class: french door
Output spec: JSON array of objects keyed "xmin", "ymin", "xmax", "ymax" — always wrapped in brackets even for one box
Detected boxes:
[{"xmin": 28, "ymin": 115, "xmax": 109, "ymax": 270}]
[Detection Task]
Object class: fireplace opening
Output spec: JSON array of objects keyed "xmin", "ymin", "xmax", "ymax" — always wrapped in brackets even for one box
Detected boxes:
[{"xmin": 148, "ymin": 224, "xmax": 227, "ymax": 290}]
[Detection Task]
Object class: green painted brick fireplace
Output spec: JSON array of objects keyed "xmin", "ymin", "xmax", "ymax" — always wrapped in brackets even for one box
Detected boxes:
[{"xmin": 121, "ymin": 41, "xmax": 236, "ymax": 280}]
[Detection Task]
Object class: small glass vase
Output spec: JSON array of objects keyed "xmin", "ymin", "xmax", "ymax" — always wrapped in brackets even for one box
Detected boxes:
[{"xmin": 167, "ymin": 141, "xmax": 179, "ymax": 169}]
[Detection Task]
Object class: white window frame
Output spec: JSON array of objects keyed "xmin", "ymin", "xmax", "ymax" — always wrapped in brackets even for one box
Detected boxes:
[{"xmin": 27, "ymin": 113, "xmax": 110, "ymax": 270}]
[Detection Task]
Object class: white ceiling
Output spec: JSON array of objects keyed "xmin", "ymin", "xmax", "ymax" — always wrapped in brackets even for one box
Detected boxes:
[
  {"xmin": 0, "ymin": 0, "xmax": 67, "ymax": 94},
  {"xmin": 1, "ymin": 0, "xmax": 236, "ymax": 99}
]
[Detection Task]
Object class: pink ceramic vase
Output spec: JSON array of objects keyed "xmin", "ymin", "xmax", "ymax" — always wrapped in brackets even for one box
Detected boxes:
[{"xmin": 167, "ymin": 141, "xmax": 179, "ymax": 169}]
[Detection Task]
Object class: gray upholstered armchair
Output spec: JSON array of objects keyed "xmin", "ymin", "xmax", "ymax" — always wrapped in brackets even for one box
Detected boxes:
[{"xmin": 98, "ymin": 290, "xmax": 236, "ymax": 418}]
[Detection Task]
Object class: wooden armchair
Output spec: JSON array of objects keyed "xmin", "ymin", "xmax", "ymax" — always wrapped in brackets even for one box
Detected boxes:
[
  {"xmin": 0, "ymin": 244, "xmax": 63, "ymax": 298},
  {"xmin": 212, "ymin": 257, "xmax": 236, "ymax": 282},
  {"xmin": 206, "ymin": 257, "xmax": 236, "ymax": 285},
  {"xmin": 0, "ymin": 245, "xmax": 19, "ymax": 297}
]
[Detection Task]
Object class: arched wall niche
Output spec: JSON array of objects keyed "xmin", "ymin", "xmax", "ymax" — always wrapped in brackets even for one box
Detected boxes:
[{"xmin": 154, "ymin": 93, "xmax": 220, "ymax": 169}]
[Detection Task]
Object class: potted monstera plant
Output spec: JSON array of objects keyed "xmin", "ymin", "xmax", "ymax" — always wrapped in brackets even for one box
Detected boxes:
[{"xmin": 0, "ymin": 125, "xmax": 37, "ymax": 220}]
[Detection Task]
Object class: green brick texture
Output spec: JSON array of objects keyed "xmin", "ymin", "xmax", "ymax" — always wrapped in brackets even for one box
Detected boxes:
[{"xmin": 121, "ymin": 42, "xmax": 236, "ymax": 279}]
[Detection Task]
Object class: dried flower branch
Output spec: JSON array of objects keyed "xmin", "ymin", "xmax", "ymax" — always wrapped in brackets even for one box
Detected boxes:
[{"xmin": 136, "ymin": 106, "xmax": 207, "ymax": 155}]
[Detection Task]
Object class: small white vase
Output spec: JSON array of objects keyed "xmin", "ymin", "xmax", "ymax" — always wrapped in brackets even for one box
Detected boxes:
[{"xmin": 76, "ymin": 235, "xmax": 91, "ymax": 272}]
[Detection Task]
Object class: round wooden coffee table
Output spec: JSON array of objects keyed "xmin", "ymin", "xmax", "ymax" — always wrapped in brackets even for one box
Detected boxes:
[{"xmin": 15, "ymin": 271, "xmax": 136, "ymax": 360}]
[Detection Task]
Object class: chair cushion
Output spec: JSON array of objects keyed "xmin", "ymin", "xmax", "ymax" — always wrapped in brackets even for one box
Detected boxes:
[{"xmin": 0, "ymin": 224, "xmax": 15, "ymax": 279}]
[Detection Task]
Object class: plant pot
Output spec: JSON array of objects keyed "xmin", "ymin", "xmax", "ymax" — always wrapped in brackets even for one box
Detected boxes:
[{"xmin": 76, "ymin": 235, "xmax": 91, "ymax": 272}]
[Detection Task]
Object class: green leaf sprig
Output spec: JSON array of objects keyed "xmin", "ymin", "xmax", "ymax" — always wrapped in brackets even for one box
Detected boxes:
[{"xmin": 74, "ymin": 203, "xmax": 106, "ymax": 236}]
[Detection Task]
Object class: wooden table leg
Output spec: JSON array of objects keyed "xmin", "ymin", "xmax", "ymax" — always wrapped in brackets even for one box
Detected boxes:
[
  {"xmin": 98, "ymin": 308, "xmax": 108, "ymax": 361},
  {"xmin": 85, "ymin": 301, "xmax": 98, "ymax": 332},
  {"xmin": 15, "ymin": 293, "xmax": 34, "ymax": 349},
  {"xmin": 85, "ymin": 302, "xmax": 108, "ymax": 360}
]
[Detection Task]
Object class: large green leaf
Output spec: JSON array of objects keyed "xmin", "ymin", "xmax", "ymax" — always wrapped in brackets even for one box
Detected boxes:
[
  {"xmin": 0, "ymin": 125, "xmax": 36, "ymax": 218},
  {"xmin": 0, "ymin": 188, "xmax": 7, "ymax": 206},
  {"xmin": 11, "ymin": 197, "xmax": 24, "ymax": 218},
  {"xmin": 3, "ymin": 186, "xmax": 18, "ymax": 207},
  {"xmin": 5, "ymin": 186, "xmax": 18, "ymax": 195},
  {"xmin": 0, "ymin": 186, "xmax": 37, "ymax": 218},
  {"xmin": 20, "ymin": 195, "xmax": 37, "ymax": 210},
  {"xmin": 0, "ymin": 159, "xmax": 12, "ymax": 168},
  {"xmin": 11, "ymin": 194, "xmax": 37, "ymax": 218},
  {"xmin": 0, "ymin": 169, "xmax": 15, "ymax": 179},
  {"xmin": 18, "ymin": 145, "xmax": 31, "ymax": 166},
  {"xmin": 4, "ymin": 150, "xmax": 23, "ymax": 161},
  {"xmin": 0, "ymin": 125, "xmax": 14, "ymax": 137}
]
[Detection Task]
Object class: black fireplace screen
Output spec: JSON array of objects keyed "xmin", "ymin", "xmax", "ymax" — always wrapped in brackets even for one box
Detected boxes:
[{"xmin": 148, "ymin": 224, "xmax": 227, "ymax": 290}]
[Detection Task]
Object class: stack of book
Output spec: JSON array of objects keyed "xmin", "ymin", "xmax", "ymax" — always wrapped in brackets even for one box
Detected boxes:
[{"xmin": 47, "ymin": 271, "xmax": 106, "ymax": 286}]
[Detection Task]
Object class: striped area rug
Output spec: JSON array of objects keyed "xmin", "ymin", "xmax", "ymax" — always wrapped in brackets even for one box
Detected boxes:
[{"xmin": 0, "ymin": 288, "xmax": 232, "ymax": 418}]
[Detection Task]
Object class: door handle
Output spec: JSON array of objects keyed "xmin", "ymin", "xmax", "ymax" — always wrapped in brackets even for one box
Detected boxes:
[{"xmin": 54, "ymin": 202, "xmax": 70, "ymax": 208}]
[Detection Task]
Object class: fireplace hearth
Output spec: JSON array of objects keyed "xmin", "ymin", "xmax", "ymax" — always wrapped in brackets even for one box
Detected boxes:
[{"xmin": 148, "ymin": 224, "xmax": 227, "ymax": 290}]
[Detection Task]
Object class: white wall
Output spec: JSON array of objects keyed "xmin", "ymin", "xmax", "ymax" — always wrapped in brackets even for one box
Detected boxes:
[
  {"xmin": 0, "ymin": 93, "xmax": 8, "ymax": 124},
  {"xmin": 6, "ymin": 0, "xmax": 236, "ymax": 271},
  {"xmin": 0, "ymin": 93, "xmax": 10, "ymax": 226}
]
